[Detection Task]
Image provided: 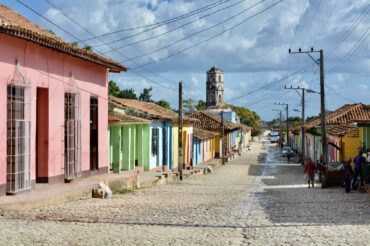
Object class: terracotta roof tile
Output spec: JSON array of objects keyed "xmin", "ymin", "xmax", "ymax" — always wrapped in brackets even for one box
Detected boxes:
[
  {"xmin": 189, "ymin": 111, "xmax": 240, "ymax": 131},
  {"xmin": 304, "ymin": 103, "xmax": 370, "ymax": 129},
  {"xmin": 109, "ymin": 111, "xmax": 151, "ymax": 124},
  {"xmin": 109, "ymin": 96, "xmax": 196, "ymax": 123},
  {"xmin": 0, "ymin": 4, "xmax": 126, "ymax": 73},
  {"xmin": 193, "ymin": 127, "xmax": 217, "ymax": 140}
]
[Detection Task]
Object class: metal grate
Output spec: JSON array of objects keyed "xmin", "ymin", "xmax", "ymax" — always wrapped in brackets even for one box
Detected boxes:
[
  {"xmin": 6, "ymin": 62, "xmax": 31, "ymax": 194},
  {"xmin": 64, "ymin": 75, "xmax": 81, "ymax": 180}
]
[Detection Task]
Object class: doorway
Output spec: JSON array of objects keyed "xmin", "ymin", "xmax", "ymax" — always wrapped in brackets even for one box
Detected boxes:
[
  {"xmin": 90, "ymin": 97, "xmax": 99, "ymax": 171},
  {"xmin": 36, "ymin": 88, "xmax": 48, "ymax": 183}
]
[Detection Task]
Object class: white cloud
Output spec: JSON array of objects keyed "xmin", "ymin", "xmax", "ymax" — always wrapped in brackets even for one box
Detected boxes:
[{"xmin": 12, "ymin": 0, "xmax": 369, "ymax": 120}]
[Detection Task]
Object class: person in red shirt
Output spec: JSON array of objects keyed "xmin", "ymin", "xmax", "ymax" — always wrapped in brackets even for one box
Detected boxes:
[{"xmin": 304, "ymin": 158, "xmax": 316, "ymax": 188}]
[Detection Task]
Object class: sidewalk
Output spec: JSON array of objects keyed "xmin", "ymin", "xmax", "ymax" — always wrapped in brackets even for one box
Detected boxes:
[{"xmin": 0, "ymin": 158, "xmax": 225, "ymax": 211}]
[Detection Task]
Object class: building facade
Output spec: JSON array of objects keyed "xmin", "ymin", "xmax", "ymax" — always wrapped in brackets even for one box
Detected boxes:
[{"xmin": 0, "ymin": 5, "xmax": 126, "ymax": 195}]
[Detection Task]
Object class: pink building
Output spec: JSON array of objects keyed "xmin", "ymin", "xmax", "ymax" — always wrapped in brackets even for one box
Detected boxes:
[{"xmin": 0, "ymin": 5, "xmax": 126, "ymax": 195}]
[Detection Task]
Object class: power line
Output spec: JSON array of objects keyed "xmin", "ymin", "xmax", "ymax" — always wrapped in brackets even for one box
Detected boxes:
[
  {"xmin": 300, "ymin": 0, "xmax": 322, "ymax": 47},
  {"xmin": 325, "ymin": 84, "xmax": 355, "ymax": 103},
  {"xmin": 96, "ymin": 0, "xmax": 247, "ymax": 51},
  {"xmin": 327, "ymin": 4, "xmax": 369, "ymax": 56},
  {"xmin": 41, "ymin": 0, "xmax": 177, "ymax": 91},
  {"xmin": 130, "ymin": 0, "xmax": 283, "ymax": 69},
  {"xmin": 81, "ymin": 0, "xmax": 233, "ymax": 42},
  {"xmin": 115, "ymin": 0, "xmax": 266, "ymax": 60},
  {"xmin": 229, "ymin": 63, "xmax": 314, "ymax": 103}
]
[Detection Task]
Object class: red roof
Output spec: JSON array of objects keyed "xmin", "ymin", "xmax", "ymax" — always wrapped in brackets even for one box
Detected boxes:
[
  {"xmin": 304, "ymin": 103, "xmax": 370, "ymax": 129},
  {"xmin": 189, "ymin": 111, "xmax": 240, "ymax": 131}
]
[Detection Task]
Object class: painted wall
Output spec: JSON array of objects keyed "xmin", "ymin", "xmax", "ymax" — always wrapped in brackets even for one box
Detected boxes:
[
  {"xmin": 149, "ymin": 120, "xmax": 173, "ymax": 170},
  {"xmin": 172, "ymin": 124, "xmax": 178, "ymax": 171},
  {"xmin": 193, "ymin": 138, "xmax": 202, "ymax": 165},
  {"xmin": 182, "ymin": 123, "xmax": 193, "ymax": 168},
  {"xmin": 0, "ymin": 34, "xmax": 110, "ymax": 193},
  {"xmin": 109, "ymin": 123, "xmax": 150, "ymax": 173},
  {"xmin": 342, "ymin": 128, "xmax": 363, "ymax": 167}
]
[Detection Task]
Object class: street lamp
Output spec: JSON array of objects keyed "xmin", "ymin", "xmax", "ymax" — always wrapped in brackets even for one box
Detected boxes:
[{"xmin": 306, "ymin": 89, "xmax": 320, "ymax": 94}]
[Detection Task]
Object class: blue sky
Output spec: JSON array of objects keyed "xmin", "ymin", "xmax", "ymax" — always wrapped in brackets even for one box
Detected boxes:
[{"xmin": 2, "ymin": 0, "xmax": 370, "ymax": 121}]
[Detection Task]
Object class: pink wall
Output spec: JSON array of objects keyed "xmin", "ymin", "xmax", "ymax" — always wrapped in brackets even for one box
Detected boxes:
[{"xmin": 0, "ymin": 34, "xmax": 110, "ymax": 189}]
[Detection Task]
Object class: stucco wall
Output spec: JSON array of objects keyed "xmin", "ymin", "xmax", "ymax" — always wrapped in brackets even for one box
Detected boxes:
[{"xmin": 0, "ymin": 34, "xmax": 109, "ymax": 191}]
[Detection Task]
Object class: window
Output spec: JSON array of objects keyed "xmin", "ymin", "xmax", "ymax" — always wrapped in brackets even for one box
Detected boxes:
[
  {"xmin": 7, "ymin": 85, "xmax": 31, "ymax": 193},
  {"xmin": 151, "ymin": 128, "xmax": 159, "ymax": 156},
  {"xmin": 218, "ymin": 75, "xmax": 221, "ymax": 82},
  {"xmin": 64, "ymin": 92, "xmax": 81, "ymax": 180}
]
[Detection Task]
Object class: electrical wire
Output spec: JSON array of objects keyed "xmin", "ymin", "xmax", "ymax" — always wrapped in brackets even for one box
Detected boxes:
[
  {"xmin": 81, "ymin": 0, "xmax": 233, "ymax": 42},
  {"xmin": 95, "ymin": 0, "xmax": 248, "ymax": 50},
  {"xmin": 41, "ymin": 0, "xmax": 177, "ymax": 91},
  {"xmin": 114, "ymin": 0, "xmax": 266, "ymax": 60},
  {"xmin": 130, "ymin": 0, "xmax": 283, "ymax": 69}
]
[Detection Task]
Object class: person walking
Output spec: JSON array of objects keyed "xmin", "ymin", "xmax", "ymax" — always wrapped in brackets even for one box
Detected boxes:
[
  {"xmin": 287, "ymin": 149, "xmax": 291, "ymax": 163},
  {"xmin": 344, "ymin": 158, "xmax": 353, "ymax": 193},
  {"xmin": 304, "ymin": 158, "xmax": 316, "ymax": 188},
  {"xmin": 352, "ymin": 149, "xmax": 365, "ymax": 190}
]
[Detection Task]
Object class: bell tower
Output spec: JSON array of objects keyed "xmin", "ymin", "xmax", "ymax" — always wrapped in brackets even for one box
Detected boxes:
[{"xmin": 206, "ymin": 66, "xmax": 224, "ymax": 107}]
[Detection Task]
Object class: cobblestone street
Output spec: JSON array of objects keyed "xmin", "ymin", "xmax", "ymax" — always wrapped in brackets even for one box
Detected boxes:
[{"xmin": 1, "ymin": 141, "xmax": 369, "ymax": 245}]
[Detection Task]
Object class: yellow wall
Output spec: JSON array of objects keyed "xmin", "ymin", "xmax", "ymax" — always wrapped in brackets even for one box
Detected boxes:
[
  {"xmin": 173, "ymin": 122, "xmax": 194, "ymax": 169},
  {"xmin": 342, "ymin": 128, "xmax": 363, "ymax": 168}
]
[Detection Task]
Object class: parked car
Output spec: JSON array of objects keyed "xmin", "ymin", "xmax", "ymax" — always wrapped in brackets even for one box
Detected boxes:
[{"xmin": 282, "ymin": 147, "xmax": 295, "ymax": 157}]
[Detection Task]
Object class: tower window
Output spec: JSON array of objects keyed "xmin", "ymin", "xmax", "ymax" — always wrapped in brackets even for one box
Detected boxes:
[{"xmin": 218, "ymin": 75, "xmax": 221, "ymax": 82}]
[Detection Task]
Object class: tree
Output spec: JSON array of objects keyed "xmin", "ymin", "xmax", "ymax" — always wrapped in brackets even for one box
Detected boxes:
[
  {"xmin": 156, "ymin": 99, "xmax": 171, "ymax": 110},
  {"xmin": 120, "ymin": 88, "xmax": 137, "ymax": 99},
  {"xmin": 71, "ymin": 41, "xmax": 78, "ymax": 47},
  {"xmin": 183, "ymin": 99, "xmax": 196, "ymax": 113},
  {"xmin": 231, "ymin": 105, "xmax": 261, "ymax": 136},
  {"xmin": 108, "ymin": 80, "xmax": 121, "ymax": 97},
  {"xmin": 196, "ymin": 100, "xmax": 207, "ymax": 111},
  {"xmin": 139, "ymin": 87, "xmax": 153, "ymax": 102}
]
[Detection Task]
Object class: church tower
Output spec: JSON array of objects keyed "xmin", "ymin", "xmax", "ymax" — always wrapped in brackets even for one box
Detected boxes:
[{"xmin": 206, "ymin": 66, "xmax": 224, "ymax": 107}]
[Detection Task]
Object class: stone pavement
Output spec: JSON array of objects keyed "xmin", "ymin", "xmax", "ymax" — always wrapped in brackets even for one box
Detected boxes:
[{"xmin": 0, "ymin": 142, "xmax": 369, "ymax": 245}]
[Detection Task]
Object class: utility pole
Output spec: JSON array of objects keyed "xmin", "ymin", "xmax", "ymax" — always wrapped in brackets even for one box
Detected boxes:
[
  {"xmin": 289, "ymin": 48, "xmax": 327, "ymax": 165},
  {"xmin": 275, "ymin": 102, "xmax": 289, "ymax": 146},
  {"xmin": 285, "ymin": 85, "xmax": 306, "ymax": 165},
  {"xmin": 272, "ymin": 109, "xmax": 283, "ymax": 145},
  {"xmin": 221, "ymin": 110, "xmax": 225, "ymax": 165},
  {"xmin": 178, "ymin": 81, "xmax": 183, "ymax": 180}
]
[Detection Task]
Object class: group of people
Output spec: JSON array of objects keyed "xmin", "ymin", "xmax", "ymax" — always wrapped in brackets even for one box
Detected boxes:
[
  {"xmin": 343, "ymin": 149, "xmax": 367, "ymax": 193},
  {"xmin": 303, "ymin": 149, "xmax": 368, "ymax": 192}
]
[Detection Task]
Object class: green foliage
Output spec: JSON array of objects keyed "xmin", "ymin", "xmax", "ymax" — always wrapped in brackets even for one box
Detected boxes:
[
  {"xmin": 139, "ymin": 87, "xmax": 153, "ymax": 102},
  {"xmin": 47, "ymin": 29, "xmax": 55, "ymax": 35},
  {"xmin": 113, "ymin": 188, "xmax": 134, "ymax": 195},
  {"xmin": 288, "ymin": 116, "xmax": 302, "ymax": 128},
  {"xmin": 120, "ymin": 88, "xmax": 137, "ymax": 99},
  {"xmin": 231, "ymin": 105, "xmax": 261, "ymax": 136},
  {"xmin": 108, "ymin": 80, "xmax": 121, "ymax": 97},
  {"xmin": 196, "ymin": 100, "xmax": 207, "ymax": 111},
  {"xmin": 71, "ymin": 41, "xmax": 78, "ymax": 47},
  {"xmin": 182, "ymin": 99, "xmax": 196, "ymax": 113},
  {"xmin": 83, "ymin": 45, "xmax": 93, "ymax": 51},
  {"xmin": 156, "ymin": 99, "xmax": 171, "ymax": 110}
]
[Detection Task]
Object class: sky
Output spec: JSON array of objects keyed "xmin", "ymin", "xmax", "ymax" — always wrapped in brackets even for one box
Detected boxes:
[{"xmin": 2, "ymin": 0, "xmax": 370, "ymax": 121}]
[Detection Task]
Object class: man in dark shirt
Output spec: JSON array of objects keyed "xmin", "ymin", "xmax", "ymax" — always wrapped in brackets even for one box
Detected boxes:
[{"xmin": 352, "ymin": 150, "xmax": 365, "ymax": 189}]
